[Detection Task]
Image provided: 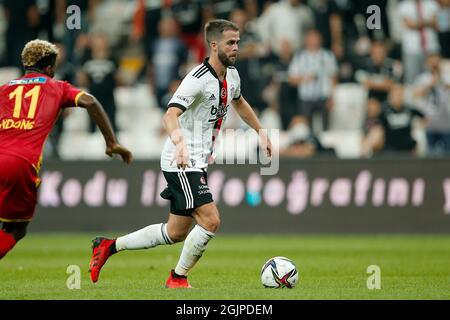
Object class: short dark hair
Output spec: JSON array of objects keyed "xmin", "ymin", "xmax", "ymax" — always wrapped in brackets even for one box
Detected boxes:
[
  {"xmin": 204, "ymin": 19, "xmax": 239, "ymax": 45},
  {"xmin": 34, "ymin": 54, "xmax": 57, "ymax": 70}
]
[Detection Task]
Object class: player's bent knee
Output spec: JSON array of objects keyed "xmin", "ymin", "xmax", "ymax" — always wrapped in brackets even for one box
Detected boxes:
[
  {"xmin": 194, "ymin": 203, "xmax": 221, "ymax": 233},
  {"xmin": 202, "ymin": 216, "xmax": 220, "ymax": 233},
  {"xmin": 168, "ymin": 230, "xmax": 189, "ymax": 243}
]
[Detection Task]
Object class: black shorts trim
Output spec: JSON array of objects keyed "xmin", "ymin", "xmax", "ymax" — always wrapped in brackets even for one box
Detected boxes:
[{"xmin": 160, "ymin": 170, "xmax": 214, "ymax": 216}]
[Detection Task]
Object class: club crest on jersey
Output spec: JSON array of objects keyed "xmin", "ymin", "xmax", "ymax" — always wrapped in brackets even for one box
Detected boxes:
[
  {"xmin": 200, "ymin": 176, "xmax": 206, "ymax": 184},
  {"xmin": 190, "ymin": 159, "xmax": 196, "ymax": 167}
]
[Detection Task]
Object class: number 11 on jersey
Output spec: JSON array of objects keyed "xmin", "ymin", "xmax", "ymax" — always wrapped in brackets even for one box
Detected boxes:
[{"xmin": 9, "ymin": 85, "xmax": 41, "ymax": 119}]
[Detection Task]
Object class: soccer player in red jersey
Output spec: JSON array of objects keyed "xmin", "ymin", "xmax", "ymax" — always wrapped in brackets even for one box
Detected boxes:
[{"xmin": 0, "ymin": 39, "xmax": 133, "ymax": 260}]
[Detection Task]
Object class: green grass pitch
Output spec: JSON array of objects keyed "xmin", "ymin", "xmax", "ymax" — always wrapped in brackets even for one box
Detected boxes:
[{"xmin": 0, "ymin": 234, "xmax": 449, "ymax": 299}]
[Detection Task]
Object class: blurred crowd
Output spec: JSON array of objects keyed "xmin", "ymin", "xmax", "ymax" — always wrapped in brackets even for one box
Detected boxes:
[{"xmin": 0, "ymin": 0, "xmax": 449, "ymax": 160}]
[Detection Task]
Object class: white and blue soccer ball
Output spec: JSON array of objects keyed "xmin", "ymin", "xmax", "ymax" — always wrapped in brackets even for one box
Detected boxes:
[{"xmin": 260, "ymin": 256, "xmax": 299, "ymax": 288}]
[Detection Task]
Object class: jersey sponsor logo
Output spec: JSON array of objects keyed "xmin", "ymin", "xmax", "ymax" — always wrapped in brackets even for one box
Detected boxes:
[
  {"xmin": 8, "ymin": 77, "xmax": 47, "ymax": 85},
  {"xmin": 0, "ymin": 118, "xmax": 35, "ymax": 130},
  {"xmin": 175, "ymin": 95, "xmax": 191, "ymax": 104},
  {"xmin": 208, "ymin": 103, "xmax": 228, "ymax": 122}
]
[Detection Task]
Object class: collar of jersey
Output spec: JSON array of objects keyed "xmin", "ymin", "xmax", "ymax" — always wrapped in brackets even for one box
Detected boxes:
[
  {"xmin": 24, "ymin": 71, "xmax": 50, "ymax": 78},
  {"xmin": 203, "ymin": 57, "xmax": 225, "ymax": 80}
]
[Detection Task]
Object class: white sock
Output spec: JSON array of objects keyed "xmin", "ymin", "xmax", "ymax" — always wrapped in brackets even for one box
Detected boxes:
[
  {"xmin": 174, "ymin": 224, "xmax": 214, "ymax": 276},
  {"xmin": 115, "ymin": 223, "xmax": 173, "ymax": 251}
]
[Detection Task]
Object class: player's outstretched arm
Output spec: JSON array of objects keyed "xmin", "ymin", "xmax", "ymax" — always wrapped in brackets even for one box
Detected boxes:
[
  {"xmin": 232, "ymin": 96, "xmax": 272, "ymax": 158},
  {"xmin": 77, "ymin": 93, "xmax": 133, "ymax": 164}
]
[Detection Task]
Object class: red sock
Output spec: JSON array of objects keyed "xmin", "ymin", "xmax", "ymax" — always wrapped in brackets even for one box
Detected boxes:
[{"xmin": 0, "ymin": 230, "xmax": 17, "ymax": 259}]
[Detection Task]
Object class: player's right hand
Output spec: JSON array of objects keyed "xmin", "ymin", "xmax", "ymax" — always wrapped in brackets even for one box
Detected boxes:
[
  {"xmin": 106, "ymin": 143, "xmax": 133, "ymax": 164},
  {"xmin": 173, "ymin": 142, "xmax": 190, "ymax": 170}
]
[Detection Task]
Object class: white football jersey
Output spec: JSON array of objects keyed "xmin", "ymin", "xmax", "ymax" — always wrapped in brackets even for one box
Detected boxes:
[{"xmin": 161, "ymin": 58, "xmax": 242, "ymax": 172}]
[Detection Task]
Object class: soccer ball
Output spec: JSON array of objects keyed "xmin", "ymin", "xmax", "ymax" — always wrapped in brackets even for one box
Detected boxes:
[{"xmin": 260, "ymin": 256, "xmax": 299, "ymax": 288}]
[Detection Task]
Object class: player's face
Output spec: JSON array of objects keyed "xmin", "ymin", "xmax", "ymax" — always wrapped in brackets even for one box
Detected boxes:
[{"xmin": 216, "ymin": 30, "xmax": 240, "ymax": 67}]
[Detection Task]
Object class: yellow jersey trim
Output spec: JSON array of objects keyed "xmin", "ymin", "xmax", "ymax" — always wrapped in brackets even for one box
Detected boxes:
[
  {"xmin": 74, "ymin": 91, "xmax": 85, "ymax": 107},
  {"xmin": 0, "ymin": 217, "xmax": 32, "ymax": 223}
]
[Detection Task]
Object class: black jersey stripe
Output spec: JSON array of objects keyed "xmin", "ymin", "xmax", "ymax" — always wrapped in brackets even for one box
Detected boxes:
[
  {"xmin": 192, "ymin": 65, "xmax": 207, "ymax": 77},
  {"xmin": 192, "ymin": 65, "xmax": 207, "ymax": 78},
  {"xmin": 195, "ymin": 68, "xmax": 209, "ymax": 79}
]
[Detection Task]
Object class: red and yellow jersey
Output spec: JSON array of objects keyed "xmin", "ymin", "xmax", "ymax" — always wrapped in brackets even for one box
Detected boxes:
[{"xmin": 0, "ymin": 72, "xmax": 84, "ymax": 171}]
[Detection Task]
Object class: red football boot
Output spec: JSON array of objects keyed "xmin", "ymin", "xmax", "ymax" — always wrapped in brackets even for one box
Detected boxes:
[
  {"xmin": 165, "ymin": 269, "xmax": 192, "ymax": 288},
  {"xmin": 89, "ymin": 237, "xmax": 116, "ymax": 283}
]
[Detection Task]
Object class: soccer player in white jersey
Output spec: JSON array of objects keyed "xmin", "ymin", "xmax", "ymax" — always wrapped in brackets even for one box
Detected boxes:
[{"xmin": 89, "ymin": 19, "xmax": 273, "ymax": 288}]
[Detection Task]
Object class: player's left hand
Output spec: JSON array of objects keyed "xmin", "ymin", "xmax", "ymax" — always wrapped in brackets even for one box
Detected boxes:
[{"xmin": 106, "ymin": 143, "xmax": 133, "ymax": 164}]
